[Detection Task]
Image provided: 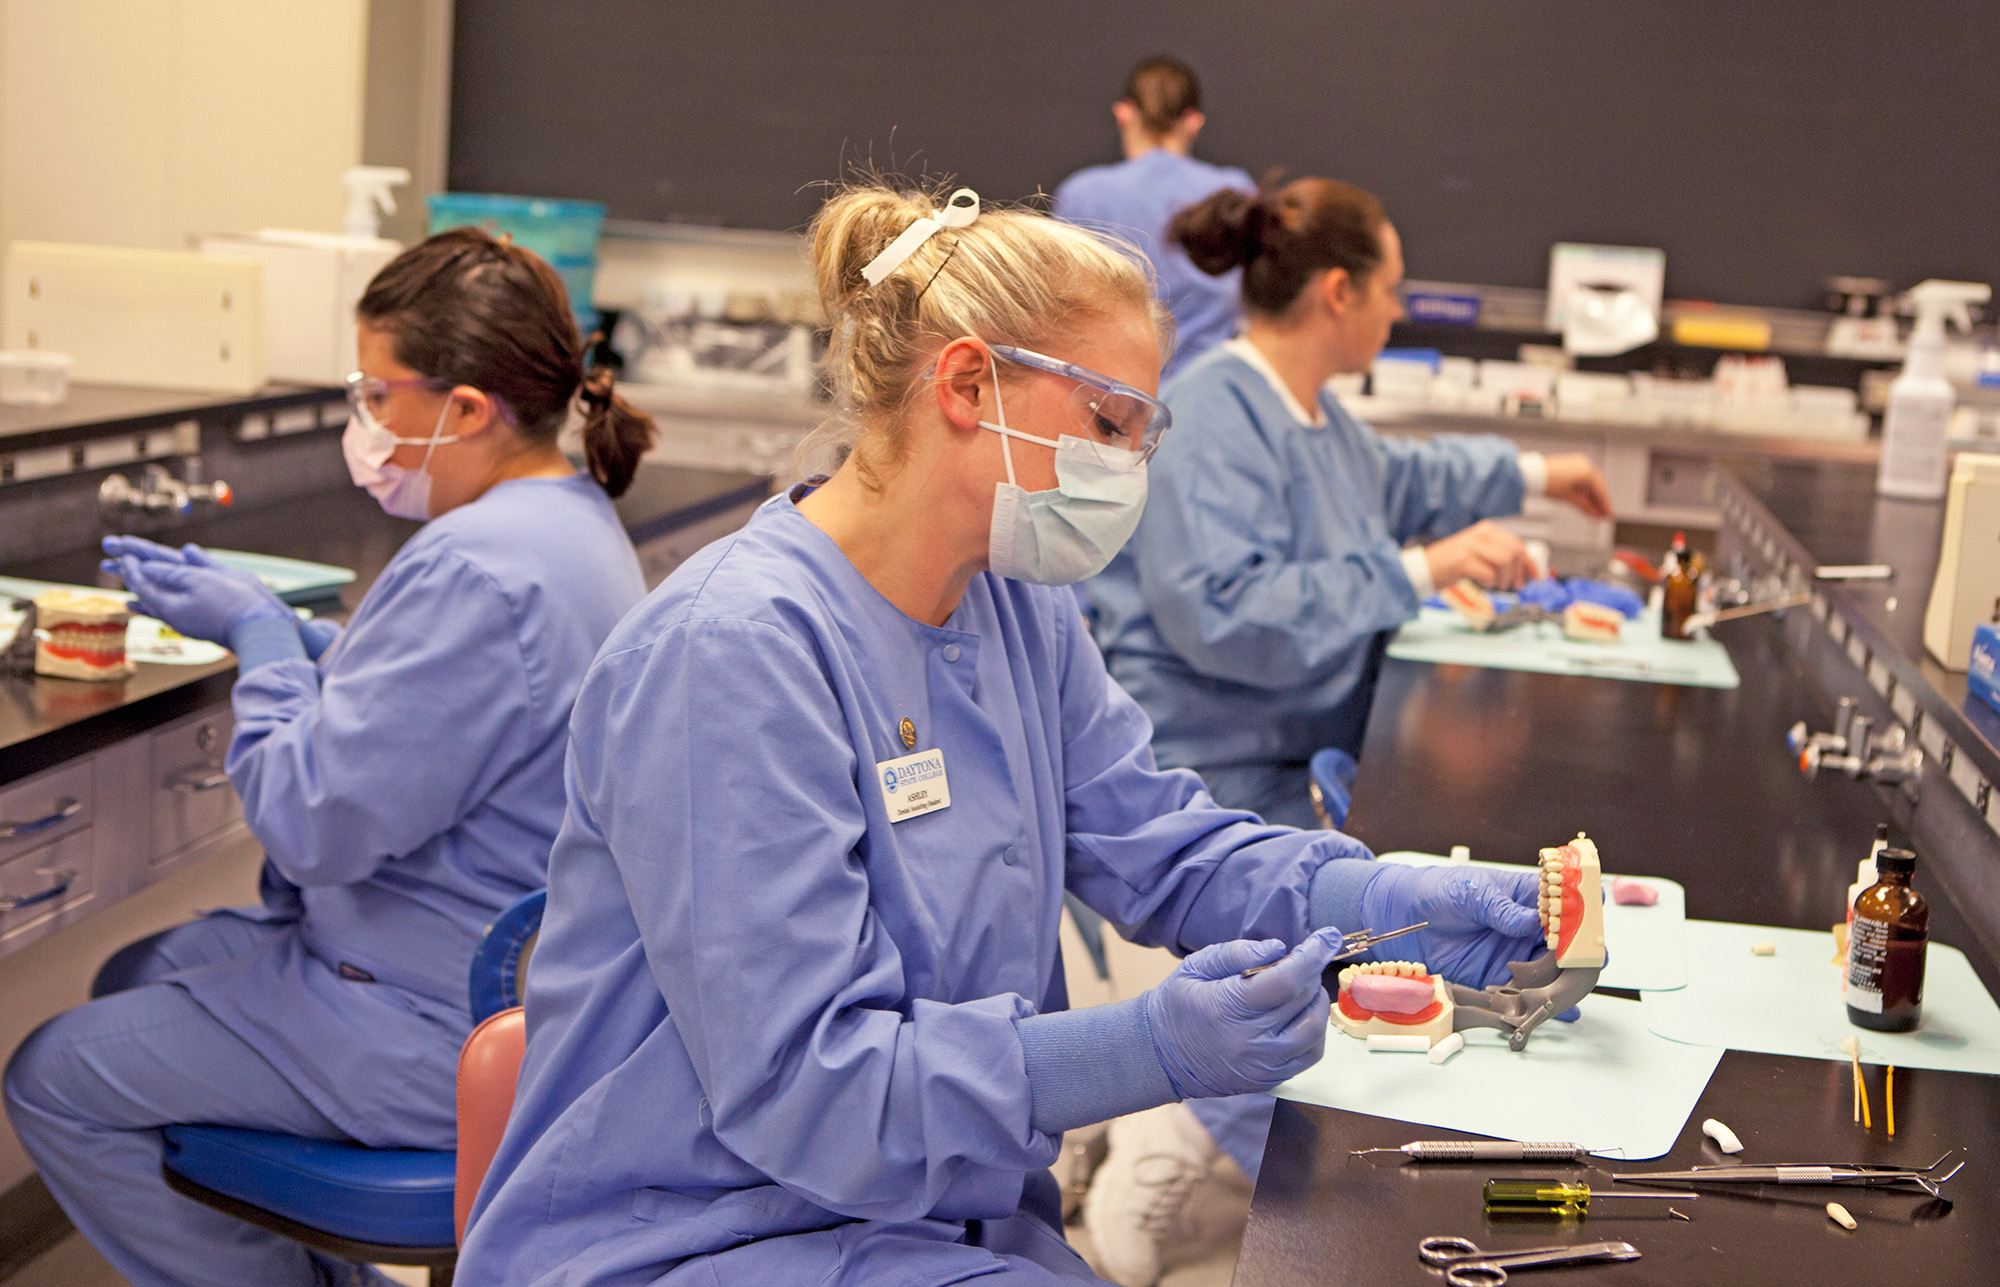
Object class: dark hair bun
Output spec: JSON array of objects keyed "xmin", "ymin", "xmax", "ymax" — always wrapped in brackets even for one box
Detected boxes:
[{"xmin": 1168, "ymin": 188, "xmax": 1260, "ymax": 277}]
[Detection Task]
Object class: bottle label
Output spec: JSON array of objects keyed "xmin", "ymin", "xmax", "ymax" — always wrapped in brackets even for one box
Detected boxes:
[
  {"xmin": 1878, "ymin": 398, "xmax": 1952, "ymax": 491},
  {"xmin": 1846, "ymin": 916, "xmax": 1888, "ymax": 1013}
]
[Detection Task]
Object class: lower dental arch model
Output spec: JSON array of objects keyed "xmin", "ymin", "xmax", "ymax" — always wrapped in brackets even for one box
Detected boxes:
[{"xmin": 1331, "ymin": 835, "xmax": 1607, "ymax": 1053}]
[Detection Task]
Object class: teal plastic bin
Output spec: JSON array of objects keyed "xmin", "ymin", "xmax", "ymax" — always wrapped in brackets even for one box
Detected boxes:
[{"xmin": 426, "ymin": 193, "xmax": 606, "ymax": 333}]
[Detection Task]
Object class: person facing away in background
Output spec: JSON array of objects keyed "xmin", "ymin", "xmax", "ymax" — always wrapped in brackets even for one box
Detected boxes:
[{"xmin": 1054, "ymin": 56, "xmax": 1255, "ymax": 379}]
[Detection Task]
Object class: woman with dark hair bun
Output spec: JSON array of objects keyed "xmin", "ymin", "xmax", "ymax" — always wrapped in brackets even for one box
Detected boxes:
[
  {"xmin": 1077, "ymin": 179, "xmax": 1610, "ymax": 1283},
  {"xmin": 6, "ymin": 227, "xmax": 650, "ymax": 1286},
  {"xmin": 1054, "ymin": 56, "xmax": 1255, "ymax": 378}
]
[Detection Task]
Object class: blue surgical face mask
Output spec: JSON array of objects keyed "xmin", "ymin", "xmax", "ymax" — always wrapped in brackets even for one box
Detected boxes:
[{"xmin": 978, "ymin": 355, "xmax": 1148, "ymax": 586}]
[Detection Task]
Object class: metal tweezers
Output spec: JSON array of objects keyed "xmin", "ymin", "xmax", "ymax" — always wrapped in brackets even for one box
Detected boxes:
[
  {"xmin": 1613, "ymin": 1151, "xmax": 1965, "ymax": 1199},
  {"xmin": 1240, "ymin": 922, "xmax": 1430, "ymax": 978}
]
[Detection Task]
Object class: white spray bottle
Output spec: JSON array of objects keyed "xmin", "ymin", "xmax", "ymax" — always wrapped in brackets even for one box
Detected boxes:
[
  {"xmin": 341, "ymin": 166, "xmax": 412, "ymax": 242},
  {"xmin": 1877, "ymin": 279, "xmax": 1990, "ymax": 500}
]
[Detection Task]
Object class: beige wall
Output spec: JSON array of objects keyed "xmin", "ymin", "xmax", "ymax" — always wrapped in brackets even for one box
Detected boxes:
[{"xmin": 0, "ymin": 0, "xmax": 370, "ymax": 251}]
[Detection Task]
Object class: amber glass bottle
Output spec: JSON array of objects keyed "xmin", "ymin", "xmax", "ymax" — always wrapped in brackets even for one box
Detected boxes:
[
  {"xmin": 1845, "ymin": 848, "xmax": 1929, "ymax": 1032},
  {"xmin": 1661, "ymin": 532, "xmax": 1699, "ymax": 640}
]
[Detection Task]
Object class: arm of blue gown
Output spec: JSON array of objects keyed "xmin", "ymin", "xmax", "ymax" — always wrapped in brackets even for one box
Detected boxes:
[
  {"xmin": 1375, "ymin": 430, "xmax": 1525, "ymax": 544},
  {"xmin": 225, "ymin": 552, "xmax": 537, "ymax": 888},
  {"xmin": 574, "ymin": 619, "xmax": 1059, "ymax": 1224},
  {"xmin": 1133, "ymin": 400, "xmax": 1422, "ymax": 691},
  {"xmin": 1053, "ymin": 602, "xmax": 1379, "ymax": 952}
]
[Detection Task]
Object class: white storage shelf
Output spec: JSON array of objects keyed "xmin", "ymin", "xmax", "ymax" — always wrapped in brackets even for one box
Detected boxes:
[{"xmin": 0, "ymin": 705, "xmax": 250, "ymax": 962}]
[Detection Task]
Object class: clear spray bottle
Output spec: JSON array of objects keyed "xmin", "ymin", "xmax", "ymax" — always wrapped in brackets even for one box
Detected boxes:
[{"xmin": 1877, "ymin": 279, "xmax": 1990, "ymax": 500}]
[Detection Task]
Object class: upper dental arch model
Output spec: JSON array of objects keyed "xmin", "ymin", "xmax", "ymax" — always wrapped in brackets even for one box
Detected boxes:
[{"xmin": 1332, "ymin": 834, "xmax": 1607, "ymax": 1053}]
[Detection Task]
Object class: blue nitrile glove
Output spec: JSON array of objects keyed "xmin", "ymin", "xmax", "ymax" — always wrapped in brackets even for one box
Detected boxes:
[
  {"xmin": 1517, "ymin": 578, "xmax": 1573, "ymax": 612},
  {"xmin": 103, "ymin": 546, "xmax": 290, "ymax": 647},
  {"xmin": 101, "ymin": 534, "xmax": 195, "ymax": 567},
  {"xmin": 1359, "ymin": 863, "xmax": 1546, "ymax": 990},
  {"xmin": 1144, "ymin": 927, "xmax": 1344, "ymax": 1100},
  {"xmin": 298, "ymin": 617, "xmax": 343, "ymax": 660},
  {"xmin": 1566, "ymin": 578, "xmax": 1645, "ymax": 619}
]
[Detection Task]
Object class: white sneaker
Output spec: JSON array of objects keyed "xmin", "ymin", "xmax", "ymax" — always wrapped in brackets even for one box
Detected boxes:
[{"xmin": 1081, "ymin": 1103, "xmax": 1252, "ymax": 1287}]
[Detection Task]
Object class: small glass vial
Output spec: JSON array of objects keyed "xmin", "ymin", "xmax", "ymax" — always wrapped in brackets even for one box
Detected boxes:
[{"xmin": 1845, "ymin": 848, "xmax": 1929, "ymax": 1032}]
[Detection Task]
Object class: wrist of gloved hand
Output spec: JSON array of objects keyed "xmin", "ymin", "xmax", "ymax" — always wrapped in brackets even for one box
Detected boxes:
[{"xmin": 228, "ymin": 613, "xmax": 307, "ymax": 673}]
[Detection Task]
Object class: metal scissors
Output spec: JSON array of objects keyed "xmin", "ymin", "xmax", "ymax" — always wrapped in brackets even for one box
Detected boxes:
[{"xmin": 1418, "ymin": 1235, "xmax": 1641, "ymax": 1286}]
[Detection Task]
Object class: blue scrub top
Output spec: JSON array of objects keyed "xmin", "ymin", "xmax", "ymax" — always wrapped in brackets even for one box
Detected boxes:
[
  {"xmin": 175, "ymin": 472, "xmax": 645, "ymax": 1147},
  {"xmin": 1054, "ymin": 150, "xmax": 1255, "ymax": 378},
  {"xmin": 458, "ymin": 487, "xmax": 1369, "ymax": 1285},
  {"xmin": 1086, "ymin": 344, "xmax": 1525, "ymax": 772}
]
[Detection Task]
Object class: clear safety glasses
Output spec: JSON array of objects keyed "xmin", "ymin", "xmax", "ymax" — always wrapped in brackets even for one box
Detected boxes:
[
  {"xmin": 344, "ymin": 371, "xmax": 452, "ymax": 427},
  {"xmin": 988, "ymin": 344, "xmax": 1171, "ymax": 461}
]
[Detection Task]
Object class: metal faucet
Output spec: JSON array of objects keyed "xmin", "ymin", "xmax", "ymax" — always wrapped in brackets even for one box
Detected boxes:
[
  {"xmin": 1790, "ymin": 703, "xmax": 1923, "ymax": 793},
  {"xmin": 99, "ymin": 463, "xmax": 233, "ymax": 517}
]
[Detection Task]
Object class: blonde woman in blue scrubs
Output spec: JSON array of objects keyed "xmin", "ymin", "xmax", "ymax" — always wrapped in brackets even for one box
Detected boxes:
[{"xmin": 457, "ymin": 183, "xmax": 1546, "ymax": 1286}]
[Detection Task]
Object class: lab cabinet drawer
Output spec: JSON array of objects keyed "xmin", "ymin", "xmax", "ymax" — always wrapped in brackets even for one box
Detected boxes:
[
  {"xmin": 0, "ymin": 759, "xmax": 93, "ymax": 867},
  {"xmin": 0, "ymin": 826, "xmax": 97, "ymax": 948},
  {"xmin": 151, "ymin": 709, "xmax": 242, "ymax": 863}
]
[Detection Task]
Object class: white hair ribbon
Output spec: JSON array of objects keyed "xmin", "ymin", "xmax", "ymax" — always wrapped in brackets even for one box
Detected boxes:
[{"xmin": 860, "ymin": 188, "xmax": 980, "ymax": 287}]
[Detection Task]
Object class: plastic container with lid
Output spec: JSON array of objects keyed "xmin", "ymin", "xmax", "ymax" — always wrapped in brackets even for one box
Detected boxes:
[{"xmin": 0, "ymin": 350, "xmax": 73, "ymax": 406}]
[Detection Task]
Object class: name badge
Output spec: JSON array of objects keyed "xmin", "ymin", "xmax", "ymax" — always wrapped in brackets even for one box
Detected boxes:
[{"xmin": 876, "ymin": 747, "xmax": 951, "ymax": 823}]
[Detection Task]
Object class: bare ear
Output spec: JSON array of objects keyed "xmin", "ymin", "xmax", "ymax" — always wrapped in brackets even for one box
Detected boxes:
[
  {"xmin": 446, "ymin": 385, "xmax": 505, "ymax": 439},
  {"xmin": 1179, "ymin": 109, "xmax": 1206, "ymax": 142},
  {"xmin": 1111, "ymin": 99, "xmax": 1139, "ymax": 131},
  {"xmin": 929, "ymin": 338, "xmax": 991, "ymax": 434},
  {"xmin": 1319, "ymin": 268, "xmax": 1356, "ymax": 317}
]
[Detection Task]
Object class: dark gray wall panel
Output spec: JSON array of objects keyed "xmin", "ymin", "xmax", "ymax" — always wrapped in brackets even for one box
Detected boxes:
[{"xmin": 449, "ymin": 1, "xmax": 2000, "ymax": 309}]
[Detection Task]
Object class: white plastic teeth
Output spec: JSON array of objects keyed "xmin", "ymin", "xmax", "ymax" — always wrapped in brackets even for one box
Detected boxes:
[
  {"xmin": 1337, "ymin": 960, "xmax": 1428, "ymax": 990},
  {"xmin": 1538, "ymin": 846, "xmax": 1571, "ymax": 948}
]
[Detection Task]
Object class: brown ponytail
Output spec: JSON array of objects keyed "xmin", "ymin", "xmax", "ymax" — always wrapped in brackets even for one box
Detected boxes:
[
  {"xmin": 1122, "ymin": 57, "xmax": 1201, "ymax": 137},
  {"xmin": 357, "ymin": 227, "xmax": 657, "ymax": 497},
  {"xmin": 576, "ymin": 363, "xmax": 652, "ymax": 498},
  {"xmin": 1169, "ymin": 176, "xmax": 1388, "ymax": 318}
]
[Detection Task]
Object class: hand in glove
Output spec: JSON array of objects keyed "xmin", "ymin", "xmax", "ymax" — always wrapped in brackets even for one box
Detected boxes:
[{"xmin": 1145, "ymin": 928, "xmax": 1344, "ymax": 1099}]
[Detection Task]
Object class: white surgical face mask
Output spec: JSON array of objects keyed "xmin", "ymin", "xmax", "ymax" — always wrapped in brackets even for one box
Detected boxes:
[
  {"xmin": 979, "ymin": 356, "xmax": 1147, "ymax": 585},
  {"xmin": 341, "ymin": 397, "xmax": 458, "ymax": 521}
]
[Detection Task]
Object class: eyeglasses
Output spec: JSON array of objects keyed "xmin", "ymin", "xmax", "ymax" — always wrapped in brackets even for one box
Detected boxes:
[
  {"xmin": 988, "ymin": 344, "xmax": 1171, "ymax": 460},
  {"xmin": 344, "ymin": 371, "xmax": 452, "ymax": 423}
]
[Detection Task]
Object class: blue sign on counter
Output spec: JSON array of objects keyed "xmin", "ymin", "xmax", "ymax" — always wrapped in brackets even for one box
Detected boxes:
[
  {"xmin": 1971, "ymin": 622, "xmax": 2000, "ymax": 717},
  {"xmin": 1404, "ymin": 292, "xmax": 1482, "ymax": 326}
]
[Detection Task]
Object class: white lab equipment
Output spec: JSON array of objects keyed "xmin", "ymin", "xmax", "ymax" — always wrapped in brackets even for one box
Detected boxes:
[
  {"xmin": 1560, "ymin": 282, "xmax": 1659, "ymax": 356},
  {"xmin": 0, "ymin": 349, "xmax": 71, "ymax": 405},
  {"xmin": 342, "ymin": 166, "xmax": 413, "ymax": 241},
  {"xmin": 1921, "ymin": 452, "xmax": 2000, "ymax": 669},
  {"xmin": 1545, "ymin": 244, "xmax": 1665, "ymax": 333},
  {"xmin": 198, "ymin": 231, "xmax": 399, "ymax": 386},
  {"xmin": 1878, "ymin": 280, "xmax": 1991, "ymax": 499},
  {"xmin": 2, "ymin": 243, "xmax": 266, "ymax": 394}
]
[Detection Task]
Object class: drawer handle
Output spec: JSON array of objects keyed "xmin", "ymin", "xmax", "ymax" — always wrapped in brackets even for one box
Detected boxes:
[
  {"xmin": 0, "ymin": 797, "xmax": 82, "ymax": 839},
  {"xmin": 0, "ymin": 869, "xmax": 76, "ymax": 913},
  {"xmin": 171, "ymin": 769, "xmax": 231, "ymax": 794}
]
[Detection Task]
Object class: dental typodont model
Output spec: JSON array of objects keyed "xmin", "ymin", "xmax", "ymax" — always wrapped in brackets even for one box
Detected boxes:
[
  {"xmin": 33, "ymin": 589, "xmax": 133, "ymax": 681},
  {"xmin": 1440, "ymin": 580, "xmax": 1497, "ymax": 629},
  {"xmin": 1332, "ymin": 834, "xmax": 1608, "ymax": 1054}
]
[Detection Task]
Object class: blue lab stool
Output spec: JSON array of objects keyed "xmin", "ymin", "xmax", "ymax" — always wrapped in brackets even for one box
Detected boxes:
[
  {"xmin": 160, "ymin": 890, "xmax": 546, "ymax": 1287},
  {"xmin": 1308, "ymin": 747, "xmax": 1358, "ymax": 829}
]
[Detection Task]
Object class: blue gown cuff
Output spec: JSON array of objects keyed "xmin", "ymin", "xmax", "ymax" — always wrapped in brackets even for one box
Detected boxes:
[
  {"xmin": 1017, "ymin": 995, "xmax": 1179, "ymax": 1135},
  {"xmin": 1308, "ymin": 856, "xmax": 1378, "ymax": 939},
  {"xmin": 230, "ymin": 613, "xmax": 308, "ymax": 673}
]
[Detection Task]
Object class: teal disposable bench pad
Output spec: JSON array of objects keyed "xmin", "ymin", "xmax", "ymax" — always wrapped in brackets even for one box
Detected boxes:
[
  {"xmin": 1388, "ymin": 606, "xmax": 1739, "ymax": 689},
  {"xmin": 1642, "ymin": 920, "xmax": 2000, "ymax": 1074},
  {"xmin": 1276, "ymin": 993, "xmax": 1722, "ymax": 1161}
]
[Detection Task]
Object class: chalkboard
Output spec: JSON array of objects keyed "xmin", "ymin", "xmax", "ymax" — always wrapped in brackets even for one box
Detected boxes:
[{"xmin": 450, "ymin": 1, "xmax": 2000, "ymax": 309}]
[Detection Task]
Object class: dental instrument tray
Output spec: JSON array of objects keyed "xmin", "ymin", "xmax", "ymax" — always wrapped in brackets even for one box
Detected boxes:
[{"xmin": 204, "ymin": 550, "xmax": 356, "ymax": 605}]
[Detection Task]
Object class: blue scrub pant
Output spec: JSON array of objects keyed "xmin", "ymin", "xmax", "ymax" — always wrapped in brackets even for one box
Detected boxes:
[
  {"xmin": 1177, "ymin": 760, "xmax": 1317, "ymax": 1183},
  {"xmin": 3, "ymin": 918, "xmax": 395, "ymax": 1287}
]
